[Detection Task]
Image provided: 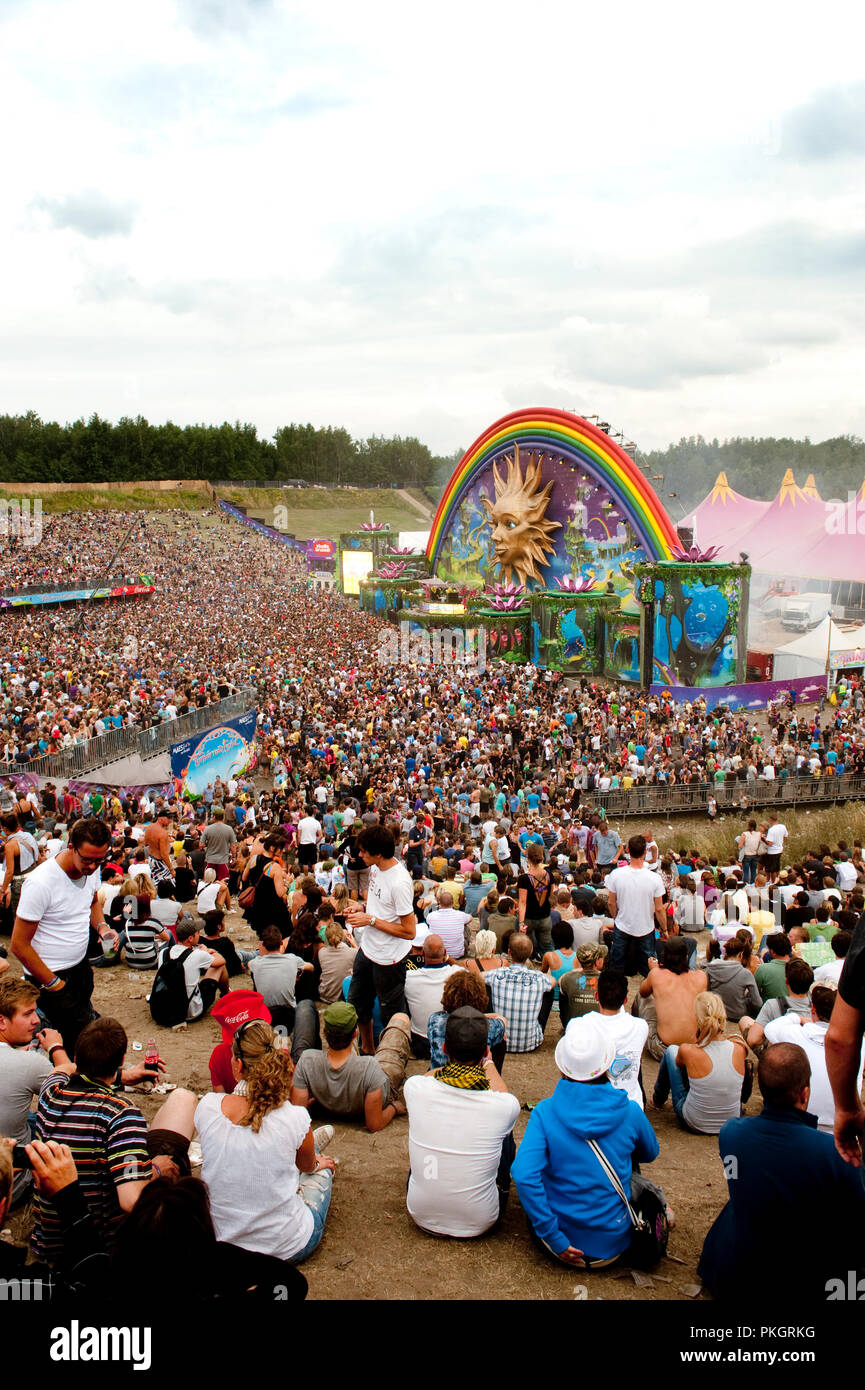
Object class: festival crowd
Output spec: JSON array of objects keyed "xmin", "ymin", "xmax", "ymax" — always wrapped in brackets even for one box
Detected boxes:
[{"xmin": 0, "ymin": 505, "xmax": 864, "ymax": 1305}]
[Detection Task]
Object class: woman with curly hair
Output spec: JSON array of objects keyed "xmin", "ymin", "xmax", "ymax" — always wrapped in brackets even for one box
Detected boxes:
[
  {"xmin": 195, "ymin": 1020, "xmax": 336, "ymax": 1263},
  {"xmin": 426, "ymin": 968, "xmax": 508, "ymax": 1072}
]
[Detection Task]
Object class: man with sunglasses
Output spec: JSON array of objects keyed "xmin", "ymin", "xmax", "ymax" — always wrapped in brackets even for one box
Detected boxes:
[{"xmin": 11, "ymin": 818, "xmax": 116, "ymax": 1054}]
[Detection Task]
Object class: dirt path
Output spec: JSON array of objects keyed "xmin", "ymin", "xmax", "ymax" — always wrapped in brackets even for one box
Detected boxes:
[{"xmin": 27, "ymin": 912, "xmax": 733, "ymax": 1303}]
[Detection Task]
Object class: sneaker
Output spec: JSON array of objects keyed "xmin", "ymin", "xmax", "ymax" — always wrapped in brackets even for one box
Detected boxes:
[{"xmin": 312, "ymin": 1125, "xmax": 334, "ymax": 1154}]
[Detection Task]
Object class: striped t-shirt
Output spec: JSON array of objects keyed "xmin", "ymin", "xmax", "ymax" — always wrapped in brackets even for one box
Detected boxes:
[{"xmin": 33, "ymin": 1071, "xmax": 152, "ymax": 1263}]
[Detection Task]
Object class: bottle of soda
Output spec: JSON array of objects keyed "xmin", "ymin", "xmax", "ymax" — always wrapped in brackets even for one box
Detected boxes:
[{"xmin": 145, "ymin": 1040, "xmax": 159, "ymax": 1074}]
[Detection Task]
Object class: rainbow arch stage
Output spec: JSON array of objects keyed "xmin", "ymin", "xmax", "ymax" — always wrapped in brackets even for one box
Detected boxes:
[{"xmin": 426, "ymin": 407, "xmax": 679, "ymax": 589}]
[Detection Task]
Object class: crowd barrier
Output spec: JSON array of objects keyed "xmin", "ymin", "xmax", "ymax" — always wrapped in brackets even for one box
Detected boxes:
[
  {"xmin": 1, "ymin": 688, "xmax": 257, "ymax": 780},
  {"xmin": 594, "ymin": 774, "xmax": 865, "ymax": 819}
]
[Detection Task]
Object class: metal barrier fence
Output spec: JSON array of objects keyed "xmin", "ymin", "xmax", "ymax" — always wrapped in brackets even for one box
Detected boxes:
[
  {"xmin": 594, "ymin": 775, "xmax": 865, "ymax": 820},
  {"xmin": 1, "ymin": 688, "xmax": 257, "ymax": 780}
]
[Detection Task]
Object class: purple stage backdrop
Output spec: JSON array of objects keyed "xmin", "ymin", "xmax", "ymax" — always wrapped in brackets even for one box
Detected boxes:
[{"xmin": 649, "ymin": 675, "xmax": 826, "ymax": 710}]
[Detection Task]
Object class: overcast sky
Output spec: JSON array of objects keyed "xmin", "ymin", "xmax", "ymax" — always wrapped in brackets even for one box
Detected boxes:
[{"xmin": 2, "ymin": 0, "xmax": 865, "ymax": 455}]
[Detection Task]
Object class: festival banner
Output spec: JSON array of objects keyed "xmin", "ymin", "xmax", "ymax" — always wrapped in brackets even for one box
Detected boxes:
[
  {"xmin": 170, "ymin": 709, "xmax": 258, "ymax": 799},
  {"xmin": 0, "ymin": 582, "xmax": 155, "ymax": 609},
  {"xmin": 649, "ymin": 674, "xmax": 826, "ymax": 710}
]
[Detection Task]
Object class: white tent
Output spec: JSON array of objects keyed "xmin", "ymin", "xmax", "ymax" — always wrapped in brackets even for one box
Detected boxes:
[{"xmin": 773, "ymin": 617, "xmax": 865, "ymax": 681}]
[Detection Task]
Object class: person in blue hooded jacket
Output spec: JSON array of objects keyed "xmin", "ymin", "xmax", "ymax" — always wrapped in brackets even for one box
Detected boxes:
[{"xmin": 512, "ymin": 1012, "xmax": 661, "ymax": 1267}]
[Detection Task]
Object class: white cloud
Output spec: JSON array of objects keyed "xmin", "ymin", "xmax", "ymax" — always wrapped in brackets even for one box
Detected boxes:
[{"xmin": 0, "ymin": 0, "xmax": 864, "ymax": 454}]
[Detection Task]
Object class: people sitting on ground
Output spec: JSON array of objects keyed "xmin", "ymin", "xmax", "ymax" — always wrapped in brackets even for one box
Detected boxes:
[
  {"xmin": 403, "ymin": 935, "xmax": 465, "ymax": 1057},
  {"xmin": 539, "ymin": 919, "xmax": 579, "ymax": 1030},
  {"xmin": 705, "ymin": 934, "xmax": 762, "ymax": 1022},
  {"xmin": 404, "ymin": 1006, "xmax": 519, "ymax": 1239},
  {"xmin": 196, "ymin": 866, "xmax": 231, "ymax": 916},
  {"xmin": 208, "ymin": 990, "xmax": 273, "ymax": 1094},
  {"xmin": 485, "ymin": 894, "xmax": 518, "ymax": 947},
  {"xmin": 588, "ymin": 968, "xmax": 649, "ymax": 1109},
  {"xmin": 424, "ymin": 890, "xmax": 472, "ymax": 960},
  {"xmin": 754, "ymin": 930, "xmax": 792, "ymax": 998},
  {"xmin": 511, "ymin": 1012, "xmax": 662, "ymax": 1268},
  {"xmin": 651, "ymin": 991, "xmax": 749, "ymax": 1132},
  {"xmin": 124, "ymin": 893, "xmax": 173, "ymax": 970},
  {"xmin": 111, "ymin": 1172, "xmax": 309, "ymax": 1303},
  {"xmin": 160, "ymin": 917, "xmax": 229, "ymax": 1020},
  {"xmin": 464, "ymin": 928, "xmax": 508, "ymax": 976},
  {"xmin": 427, "ymin": 968, "xmax": 507, "ymax": 1072},
  {"xmin": 248, "ymin": 924, "xmax": 314, "ymax": 1034},
  {"xmin": 200, "ymin": 909, "xmax": 256, "ymax": 978},
  {"xmin": 316, "ymin": 922, "xmax": 359, "ymax": 1004},
  {"xmin": 697, "ymin": 1042, "xmax": 865, "ymax": 1301},
  {"xmin": 32, "ymin": 1017, "xmax": 196, "ymax": 1262},
  {"xmin": 150, "ymin": 879, "xmax": 184, "ymax": 932},
  {"xmin": 0, "ymin": 978, "xmax": 157, "ymax": 1206},
  {"xmin": 814, "ymin": 928, "xmax": 851, "ymax": 984},
  {"xmin": 635, "ymin": 938, "xmax": 708, "ymax": 1061},
  {"xmin": 558, "ymin": 942, "xmax": 609, "ymax": 1027},
  {"xmin": 761, "ymin": 980, "xmax": 863, "ymax": 1134},
  {"xmin": 484, "ymin": 932, "xmax": 553, "ymax": 1053},
  {"xmin": 739, "ymin": 958, "xmax": 815, "ymax": 1062},
  {"xmin": 289, "ymin": 1000, "xmax": 410, "ymax": 1131},
  {"xmin": 195, "ymin": 1020, "xmax": 336, "ymax": 1265}
]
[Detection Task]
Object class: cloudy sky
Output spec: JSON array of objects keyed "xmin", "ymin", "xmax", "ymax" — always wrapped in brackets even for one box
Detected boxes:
[{"xmin": 2, "ymin": 0, "xmax": 865, "ymax": 454}]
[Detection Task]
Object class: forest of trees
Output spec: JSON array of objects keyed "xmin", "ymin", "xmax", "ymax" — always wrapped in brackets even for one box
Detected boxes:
[
  {"xmin": 0, "ymin": 411, "xmax": 863, "ymax": 511},
  {"xmin": 0, "ymin": 412, "xmax": 462, "ymax": 489},
  {"xmin": 640, "ymin": 434, "xmax": 865, "ymax": 512}
]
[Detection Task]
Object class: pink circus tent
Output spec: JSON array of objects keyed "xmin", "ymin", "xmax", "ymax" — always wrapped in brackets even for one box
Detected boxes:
[
  {"xmin": 792, "ymin": 479, "xmax": 865, "ymax": 583},
  {"xmin": 716, "ymin": 469, "xmax": 827, "ymax": 573},
  {"xmin": 683, "ymin": 472, "xmax": 770, "ymax": 551}
]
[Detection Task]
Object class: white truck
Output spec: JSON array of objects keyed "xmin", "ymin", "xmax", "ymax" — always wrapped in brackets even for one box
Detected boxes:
[{"xmin": 780, "ymin": 593, "xmax": 832, "ymax": 632}]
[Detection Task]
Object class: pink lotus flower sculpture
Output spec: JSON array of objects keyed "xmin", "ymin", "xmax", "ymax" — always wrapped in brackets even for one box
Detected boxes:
[
  {"xmin": 387, "ymin": 545, "xmax": 414, "ymax": 554},
  {"xmin": 360, "ymin": 521, "xmax": 387, "ymax": 531},
  {"xmin": 556, "ymin": 575, "xmax": 596, "ymax": 593},
  {"xmin": 485, "ymin": 581, "xmax": 527, "ymax": 611},
  {"xmin": 376, "ymin": 561, "xmax": 407, "ymax": 579},
  {"xmin": 669, "ymin": 543, "xmax": 722, "ymax": 563}
]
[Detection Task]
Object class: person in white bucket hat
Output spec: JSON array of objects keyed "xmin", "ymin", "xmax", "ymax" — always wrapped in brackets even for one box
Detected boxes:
[{"xmin": 511, "ymin": 1013, "xmax": 663, "ymax": 1268}]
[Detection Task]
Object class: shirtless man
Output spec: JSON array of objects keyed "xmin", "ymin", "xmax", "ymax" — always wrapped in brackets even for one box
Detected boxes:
[
  {"xmin": 144, "ymin": 812, "xmax": 174, "ymax": 887},
  {"xmin": 634, "ymin": 937, "xmax": 707, "ymax": 1060}
]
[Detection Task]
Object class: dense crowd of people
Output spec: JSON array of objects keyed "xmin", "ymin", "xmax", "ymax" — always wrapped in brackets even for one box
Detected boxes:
[{"xmin": 1, "ymin": 502, "xmax": 864, "ymax": 1308}]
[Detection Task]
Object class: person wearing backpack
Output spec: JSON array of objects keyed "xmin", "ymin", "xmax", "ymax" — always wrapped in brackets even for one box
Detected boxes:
[{"xmin": 151, "ymin": 918, "xmax": 228, "ymax": 1026}]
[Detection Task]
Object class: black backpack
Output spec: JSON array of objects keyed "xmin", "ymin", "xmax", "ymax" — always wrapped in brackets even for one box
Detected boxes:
[{"xmin": 149, "ymin": 947, "xmax": 194, "ymax": 1027}]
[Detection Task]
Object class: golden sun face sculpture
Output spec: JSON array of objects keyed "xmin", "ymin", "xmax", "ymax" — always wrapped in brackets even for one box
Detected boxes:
[{"xmin": 481, "ymin": 445, "xmax": 562, "ymax": 587}]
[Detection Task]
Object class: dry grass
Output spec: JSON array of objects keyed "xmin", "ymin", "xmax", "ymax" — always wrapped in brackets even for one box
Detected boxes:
[{"xmin": 614, "ymin": 802, "xmax": 865, "ymax": 863}]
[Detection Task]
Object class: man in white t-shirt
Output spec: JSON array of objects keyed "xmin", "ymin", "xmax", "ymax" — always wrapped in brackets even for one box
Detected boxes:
[
  {"xmin": 763, "ymin": 816, "xmax": 788, "ymax": 878},
  {"xmin": 163, "ymin": 919, "xmax": 228, "ymax": 1021},
  {"xmin": 11, "ymin": 818, "xmax": 117, "ymax": 1053},
  {"xmin": 403, "ymin": 936, "xmax": 464, "ymax": 1054},
  {"xmin": 765, "ymin": 981, "xmax": 863, "ymax": 1132},
  {"xmin": 296, "ymin": 813, "xmax": 323, "ymax": 870},
  {"xmin": 405, "ymin": 1006, "xmax": 520, "ymax": 1238},
  {"xmin": 604, "ymin": 833, "xmax": 666, "ymax": 977},
  {"xmin": 345, "ymin": 826, "xmax": 417, "ymax": 1055},
  {"xmin": 585, "ymin": 970, "xmax": 649, "ymax": 1108}
]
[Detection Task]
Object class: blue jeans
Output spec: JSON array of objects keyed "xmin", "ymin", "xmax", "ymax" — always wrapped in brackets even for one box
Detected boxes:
[
  {"xmin": 678, "ymin": 934, "xmax": 698, "ymax": 969},
  {"xmin": 608, "ymin": 927, "xmax": 656, "ymax": 976},
  {"xmin": 653, "ymin": 1045, "xmax": 688, "ymax": 1118},
  {"xmin": 742, "ymin": 856, "xmax": 758, "ymax": 885},
  {"xmin": 290, "ymin": 1169, "xmax": 333, "ymax": 1264}
]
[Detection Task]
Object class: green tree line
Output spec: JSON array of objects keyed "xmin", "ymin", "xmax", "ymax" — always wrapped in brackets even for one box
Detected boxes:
[
  {"xmin": 640, "ymin": 434, "xmax": 865, "ymax": 513},
  {"xmin": 0, "ymin": 412, "xmax": 463, "ymax": 488}
]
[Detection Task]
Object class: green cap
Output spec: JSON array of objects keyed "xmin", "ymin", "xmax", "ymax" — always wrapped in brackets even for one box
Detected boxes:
[{"xmin": 323, "ymin": 1001, "xmax": 358, "ymax": 1031}]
